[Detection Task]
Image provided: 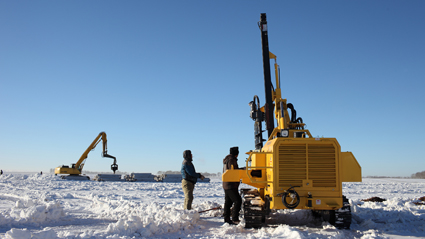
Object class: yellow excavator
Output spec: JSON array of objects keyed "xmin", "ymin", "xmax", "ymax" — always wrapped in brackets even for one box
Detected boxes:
[
  {"xmin": 55, "ymin": 132, "xmax": 118, "ymax": 180},
  {"xmin": 222, "ymin": 13, "xmax": 361, "ymax": 229}
]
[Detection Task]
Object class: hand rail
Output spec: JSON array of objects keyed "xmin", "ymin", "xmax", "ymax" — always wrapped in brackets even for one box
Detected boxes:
[{"xmin": 245, "ymin": 153, "xmax": 274, "ymax": 184}]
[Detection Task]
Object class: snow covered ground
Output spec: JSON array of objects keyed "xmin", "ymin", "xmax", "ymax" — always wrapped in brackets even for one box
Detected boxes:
[{"xmin": 0, "ymin": 173, "xmax": 424, "ymax": 238}]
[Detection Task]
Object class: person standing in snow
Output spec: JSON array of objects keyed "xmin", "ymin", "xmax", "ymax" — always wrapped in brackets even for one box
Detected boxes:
[
  {"xmin": 222, "ymin": 146, "xmax": 243, "ymax": 225},
  {"xmin": 181, "ymin": 150, "xmax": 205, "ymax": 210}
]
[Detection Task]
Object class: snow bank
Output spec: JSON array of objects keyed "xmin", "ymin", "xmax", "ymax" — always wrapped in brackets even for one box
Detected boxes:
[
  {"xmin": 1, "ymin": 174, "xmax": 425, "ymax": 238},
  {"xmin": 106, "ymin": 202, "xmax": 201, "ymax": 237},
  {"xmin": 352, "ymin": 197, "xmax": 425, "ymax": 234},
  {"xmin": 4, "ymin": 228, "xmax": 58, "ymax": 239},
  {"xmin": 1, "ymin": 199, "xmax": 64, "ymax": 225}
]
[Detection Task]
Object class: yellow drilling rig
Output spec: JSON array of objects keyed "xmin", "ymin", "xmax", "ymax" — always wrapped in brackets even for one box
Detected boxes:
[{"xmin": 222, "ymin": 13, "xmax": 361, "ymax": 229}]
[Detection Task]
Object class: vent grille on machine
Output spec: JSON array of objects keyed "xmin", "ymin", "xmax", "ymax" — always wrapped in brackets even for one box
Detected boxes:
[{"xmin": 278, "ymin": 143, "xmax": 337, "ymax": 188}]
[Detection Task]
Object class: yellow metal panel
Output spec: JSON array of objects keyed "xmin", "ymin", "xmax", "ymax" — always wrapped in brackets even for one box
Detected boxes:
[
  {"xmin": 222, "ymin": 169, "xmax": 246, "ymax": 182},
  {"xmin": 222, "ymin": 168, "xmax": 268, "ymax": 188},
  {"xmin": 308, "ymin": 144, "xmax": 337, "ymax": 187},
  {"xmin": 303, "ymin": 180, "xmax": 313, "ymax": 188},
  {"xmin": 276, "ymin": 140, "xmax": 339, "ymax": 188},
  {"xmin": 251, "ymin": 153, "xmax": 267, "ymax": 182},
  {"xmin": 54, "ymin": 167, "xmax": 81, "ymax": 175},
  {"xmin": 262, "ymin": 138, "xmax": 276, "ymax": 152},
  {"xmin": 270, "ymin": 138, "xmax": 343, "ymax": 210},
  {"xmin": 252, "ymin": 153, "xmax": 266, "ymax": 167},
  {"xmin": 341, "ymin": 152, "xmax": 362, "ymax": 182},
  {"xmin": 278, "ymin": 143, "xmax": 307, "ymax": 188},
  {"xmin": 270, "ymin": 195, "xmax": 342, "ymax": 210}
]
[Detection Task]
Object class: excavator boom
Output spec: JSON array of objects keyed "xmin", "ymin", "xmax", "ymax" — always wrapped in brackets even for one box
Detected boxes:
[{"xmin": 54, "ymin": 132, "xmax": 118, "ymax": 176}]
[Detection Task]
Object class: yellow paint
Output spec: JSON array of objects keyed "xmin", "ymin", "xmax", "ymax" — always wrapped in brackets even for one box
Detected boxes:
[
  {"xmin": 341, "ymin": 152, "xmax": 362, "ymax": 182},
  {"xmin": 222, "ymin": 52, "xmax": 361, "ymax": 211},
  {"xmin": 55, "ymin": 132, "xmax": 116, "ymax": 175}
]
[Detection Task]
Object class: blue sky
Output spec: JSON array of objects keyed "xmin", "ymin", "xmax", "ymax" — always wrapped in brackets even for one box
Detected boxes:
[{"xmin": 1, "ymin": 1, "xmax": 424, "ymax": 177}]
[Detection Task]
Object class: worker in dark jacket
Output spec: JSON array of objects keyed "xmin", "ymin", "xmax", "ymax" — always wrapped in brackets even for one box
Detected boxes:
[
  {"xmin": 222, "ymin": 146, "xmax": 242, "ymax": 224},
  {"xmin": 181, "ymin": 150, "xmax": 204, "ymax": 210}
]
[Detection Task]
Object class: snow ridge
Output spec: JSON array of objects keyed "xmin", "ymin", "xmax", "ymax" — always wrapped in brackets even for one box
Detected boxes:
[{"xmin": 1, "ymin": 173, "xmax": 424, "ymax": 238}]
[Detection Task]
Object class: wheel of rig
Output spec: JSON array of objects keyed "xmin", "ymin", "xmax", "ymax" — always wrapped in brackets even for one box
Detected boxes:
[{"xmin": 241, "ymin": 189, "xmax": 265, "ymax": 228}]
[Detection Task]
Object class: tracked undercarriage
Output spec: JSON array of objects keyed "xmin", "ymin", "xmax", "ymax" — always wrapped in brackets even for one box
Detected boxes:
[
  {"xmin": 314, "ymin": 195, "xmax": 352, "ymax": 229},
  {"xmin": 242, "ymin": 188, "xmax": 353, "ymax": 229},
  {"xmin": 241, "ymin": 189, "xmax": 269, "ymax": 228}
]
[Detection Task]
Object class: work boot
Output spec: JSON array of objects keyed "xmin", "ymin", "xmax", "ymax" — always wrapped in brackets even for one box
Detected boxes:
[
  {"xmin": 232, "ymin": 220, "xmax": 240, "ymax": 225},
  {"xmin": 224, "ymin": 218, "xmax": 235, "ymax": 225}
]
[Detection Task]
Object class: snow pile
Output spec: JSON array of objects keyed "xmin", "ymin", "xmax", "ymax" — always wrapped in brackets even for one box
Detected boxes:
[
  {"xmin": 1, "ymin": 174, "xmax": 425, "ymax": 238},
  {"xmin": 198, "ymin": 201, "xmax": 222, "ymax": 217},
  {"xmin": 1, "ymin": 198, "xmax": 64, "ymax": 225},
  {"xmin": 19, "ymin": 201, "xmax": 64, "ymax": 223},
  {"xmin": 106, "ymin": 202, "xmax": 201, "ymax": 237},
  {"xmin": 5, "ymin": 228, "xmax": 57, "ymax": 239},
  {"xmin": 269, "ymin": 225, "xmax": 305, "ymax": 239},
  {"xmin": 352, "ymin": 197, "xmax": 425, "ymax": 234}
]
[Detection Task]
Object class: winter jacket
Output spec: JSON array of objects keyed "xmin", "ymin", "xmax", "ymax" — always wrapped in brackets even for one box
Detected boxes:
[
  {"xmin": 222, "ymin": 154, "xmax": 240, "ymax": 190},
  {"xmin": 181, "ymin": 150, "xmax": 201, "ymax": 184}
]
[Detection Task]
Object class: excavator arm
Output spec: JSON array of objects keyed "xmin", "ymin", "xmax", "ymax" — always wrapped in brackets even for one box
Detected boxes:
[{"xmin": 55, "ymin": 132, "xmax": 118, "ymax": 175}]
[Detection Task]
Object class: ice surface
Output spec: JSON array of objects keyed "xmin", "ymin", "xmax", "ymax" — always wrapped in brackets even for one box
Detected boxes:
[{"xmin": 0, "ymin": 173, "xmax": 424, "ymax": 238}]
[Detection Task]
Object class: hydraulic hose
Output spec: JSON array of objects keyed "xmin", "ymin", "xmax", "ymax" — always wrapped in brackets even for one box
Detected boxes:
[
  {"xmin": 287, "ymin": 103, "xmax": 297, "ymax": 123},
  {"xmin": 281, "ymin": 187, "xmax": 300, "ymax": 209}
]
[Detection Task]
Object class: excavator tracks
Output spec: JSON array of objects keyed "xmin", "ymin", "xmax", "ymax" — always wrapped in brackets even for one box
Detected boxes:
[
  {"xmin": 334, "ymin": 195, "xmax": 352, "ymax": 229},
  {"xmin": 313, "ymin": 195, "xmax": 352, "ymax": 229},
  {"xmin": 241, "ymin": 189, "xmax": 267, "ymax": 228},
  {"xmin": 242, "ymin": 189, "xmax": 352, "ymax": 230}
]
